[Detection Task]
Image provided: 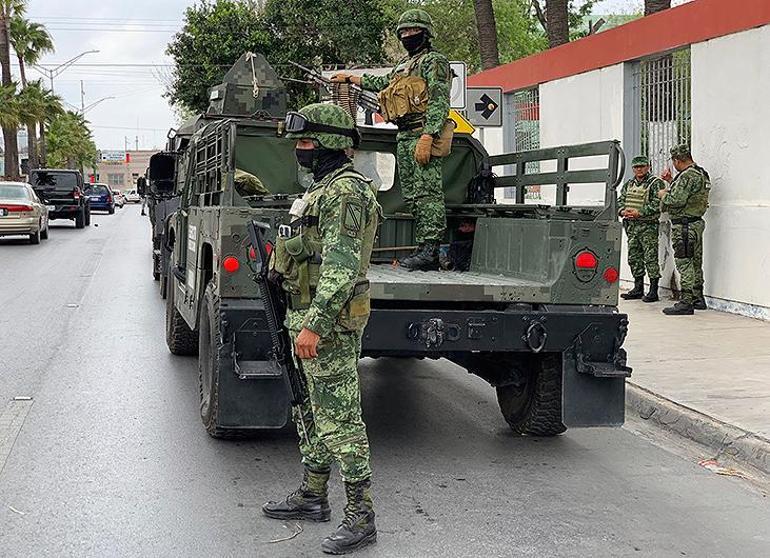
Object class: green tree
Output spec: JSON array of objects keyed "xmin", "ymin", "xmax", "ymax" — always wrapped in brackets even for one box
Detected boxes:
[
  {"xmin": 16, "ymin": 79, "xmax": 45, "ymax": 169},
  {"xmin": 9, "ymin": 16, "xmax": 53, "ymax": 87},
  {"xmin": 47, "ymin": 111, "xmax": 97, "ymax": 172},
  {"xmin": 531, "ymin": 0, "xmax": 599, "ymax": 47},
  {"xmin": 38, "ymin": 85, "xmax": 63, "ymax": 167},
  {"xmin": 0, "ymin": 81, "xmax": 19, "ymax": 130},
  {"xmin": 1, "ymin": 0, "xmax": 26, "ymax": 178},
  {"xmin": 165, "ymin": 0, "xmax": 272, "ymax": 113}
]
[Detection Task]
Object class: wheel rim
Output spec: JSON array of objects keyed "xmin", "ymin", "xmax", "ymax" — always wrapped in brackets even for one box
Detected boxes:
[{"xmin": 498, "ymin": 370, "xmax": 536, "ymax": 424}]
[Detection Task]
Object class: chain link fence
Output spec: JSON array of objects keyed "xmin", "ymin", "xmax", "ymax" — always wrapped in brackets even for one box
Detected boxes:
[{"xmin": 506, "ymin": 88, "xmax": 541, "ymax": 201}]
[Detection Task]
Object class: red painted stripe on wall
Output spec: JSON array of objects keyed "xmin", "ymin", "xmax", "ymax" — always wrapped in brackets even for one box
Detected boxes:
[{"xmin": 468, "ymin": 0, "xmax": 770, "ymax": 93}]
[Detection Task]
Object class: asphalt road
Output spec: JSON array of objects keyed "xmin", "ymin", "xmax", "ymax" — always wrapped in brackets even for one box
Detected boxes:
[{"xmin": 1, "ymin": 206, "xmax": 768, "ymax": 558}]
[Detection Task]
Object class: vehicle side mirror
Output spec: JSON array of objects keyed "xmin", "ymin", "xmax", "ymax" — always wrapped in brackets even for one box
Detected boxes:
[{"xmin": 137, "ymin": 177, "xmax": 147, "ymax": 196}]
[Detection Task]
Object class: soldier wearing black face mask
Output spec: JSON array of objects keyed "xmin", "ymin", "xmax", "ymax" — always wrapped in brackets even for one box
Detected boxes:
[{"xmin": 332, "ymin": 8, "xmax": 452, "ymax": 271}]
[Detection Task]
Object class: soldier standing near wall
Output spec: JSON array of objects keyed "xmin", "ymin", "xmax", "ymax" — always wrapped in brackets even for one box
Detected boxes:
[
  {"xmin": 618, "ymin": 155, "xmax": 666, "ymax": 302},
  {"xmin": 261, "ymin": 104, "xmax": 381, "ymax": 554},
  {"xmin": 331, "ymin": 9, "xmax": 452, "ymax": 270},
  {"xmin": 658, "ymin": 144, "xmax": 710, "ymax": 315}
]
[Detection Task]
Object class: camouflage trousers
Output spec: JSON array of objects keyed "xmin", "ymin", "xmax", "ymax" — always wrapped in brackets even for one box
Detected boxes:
[
  {"xmin": 671, "ymin": 219, "xmax": 705, "ymax": 305},
  {"xmin": 397, "ymin": 134, "xmax": 447, "ymax": 244},
  {"xmin": 287, "ymin": 310, "xmax": 371, "ymax": 483},
  {"xmin": 625, "ymin": 220, "xmax": 661, "ymax": 280}
]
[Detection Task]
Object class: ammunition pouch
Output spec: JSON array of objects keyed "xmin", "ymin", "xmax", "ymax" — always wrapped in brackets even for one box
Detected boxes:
[
  {"xmin": 672, "ymin": 218, "xmax": 700, "ymax": 259},
  {"xmin": 379, "ymin": 75, "xmax": 428, "ymax": 123},
  {"xmin": 337, "ymin": 281, "xmax": 371, "ymax": 332}
]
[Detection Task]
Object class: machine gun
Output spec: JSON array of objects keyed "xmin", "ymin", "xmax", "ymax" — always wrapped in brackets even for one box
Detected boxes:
[
  {"xmin": 288, "ymin": 61, "xmax": 381, "ymax": 114},
  {"xmin": 246, "ymin": 220, "xmax": 311, "ymax": 443}
]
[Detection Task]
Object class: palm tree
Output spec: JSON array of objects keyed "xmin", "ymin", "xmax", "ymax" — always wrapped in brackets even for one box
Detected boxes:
[
  {"xmin": 9, "ymin": 16, "xmax": 53, "ymax": 87},
  {"xmin": 38, "ymin": 85, "xmax": 63, "ymax": 167},
  {"xmin": 0, "ymin": 0, "xmax": 26, "ymax": 178},
  {"xmin": 473, "ymin": 0, "xmax": 500, "ymax": 70},
  {"xmin": 645, "ymin": 0, "xmax": 671, "ymax": 16},
  {"xmin": 16, "ymin": 79, "xmax": 45, "ymax": 169}
]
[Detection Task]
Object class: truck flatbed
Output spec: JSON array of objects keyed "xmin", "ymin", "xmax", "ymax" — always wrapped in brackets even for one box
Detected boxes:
[{"xmin": 368, "ymin": 264, "xmax": 547, "ymax": 303}]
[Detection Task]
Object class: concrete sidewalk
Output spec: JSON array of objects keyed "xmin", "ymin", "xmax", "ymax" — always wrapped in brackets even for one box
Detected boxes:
[{"xmin": 620, "ymin": 297, "xmax": 770, "ymax": 474}]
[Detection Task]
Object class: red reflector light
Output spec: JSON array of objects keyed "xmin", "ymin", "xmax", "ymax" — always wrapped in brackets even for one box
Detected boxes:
[
  {"xmin": 223, "ymin": 256, "xmax": 240, "ymax": 273},
  {"xmin": 575, "ymin": 251, "xmax": 598, "ymax": 269},
  {"xmin": 265, "ymin": 241, "xmax": 274, "ymax": 255},
  {"xmin": 248, "ymin": 246, "xmax": 257, "ymax": 260},
  {"xmin": 603, "ymin": 267, "xmax": 619, "ymax": 283}
]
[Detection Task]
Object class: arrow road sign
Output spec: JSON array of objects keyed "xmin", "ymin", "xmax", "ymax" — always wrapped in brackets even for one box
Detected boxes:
[{"xmin": 467, "ymin": 87, "xmax": 503, "ymax": 127}]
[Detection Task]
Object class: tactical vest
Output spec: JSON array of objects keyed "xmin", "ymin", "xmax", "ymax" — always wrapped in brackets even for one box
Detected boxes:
[
  {"xmin": 378, "ymin": 54, "xmax": 429, "ymax": 124},
  {"xmin": 672, "ymin": 165, "xmax": 711, "ymax": 219},
  {"xmin": 271, "ymin": 166, "xmax": 380, "ymax": 332},
  {"xmin": 623, "ymin": 181, "xmax": 650, "ymax": 212}
]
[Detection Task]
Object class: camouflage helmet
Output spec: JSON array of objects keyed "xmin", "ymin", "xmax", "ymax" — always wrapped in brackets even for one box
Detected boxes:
[
  {"xmin": 631, "ymin": 155, "xmax": 650, "ymax": 167},
  {"xmin": 670, "ymin": 144, "xmax": 692, "ymax": 160},
  {"xmin": 396, "ymin": 8, "xmax": 434, "ymax": 37},
  {"xmin": 284, "ymin": 103, "xmax": 358, "ymax": 150}
]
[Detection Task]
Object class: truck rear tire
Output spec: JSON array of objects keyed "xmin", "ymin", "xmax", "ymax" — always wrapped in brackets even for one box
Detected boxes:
[
  {"xmin": 159, "ymin": 272, "xmax": 168, "ymax": 299},
  {"xmin": 496, "ymin": 354, "xmax": 567, "ymax": 436},
  {"xmin": 75, "ymin": 209, "xmax": 85, "ymax": 229},
  {"xmin": 165, "ymin": 274, "xmax": 198, "ymax": 356},
  {"xmin": 85, "ymin": 207, "xmax": 91, "ymax": 226},
  {"xmin": 198, "ymin": 282, "xmax": 237, "ymax": 438}
]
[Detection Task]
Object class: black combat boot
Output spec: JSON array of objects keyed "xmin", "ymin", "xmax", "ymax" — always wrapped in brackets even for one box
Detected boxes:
[
  {"xmin": 321, "ymin": 479, "xmax": 377, "ymax": 555},
  {"xmin": 642, "ymin": 278, "xmax": 659, "ymax": 303},
  {"xmin": 621, "ymin": 277, "xmax": 645, "ymax": 300},
  {"xmin": 262, "ymin": 466, "xmax": 331, "ymax": 522},
  {"xmin": 400, "ymin": 241, "xmax": 439, "ymax": 271},
  {"xmin": 693, "ymin": 288, "xmax": 707, "ymax": 310},
  {"xmin": 662, "ymin": 301, "xmax": 694, "ymax": 315}
]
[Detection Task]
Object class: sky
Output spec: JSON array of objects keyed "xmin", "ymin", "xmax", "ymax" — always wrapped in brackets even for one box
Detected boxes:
[{"xmin": 20, "ymin": 0, "xmax": 693, "ymax": 152}]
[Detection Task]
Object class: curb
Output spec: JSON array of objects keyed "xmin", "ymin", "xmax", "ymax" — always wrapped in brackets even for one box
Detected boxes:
[{"xmin": 626, "ymin": 382, "xmax": 770, "ymax": 476}]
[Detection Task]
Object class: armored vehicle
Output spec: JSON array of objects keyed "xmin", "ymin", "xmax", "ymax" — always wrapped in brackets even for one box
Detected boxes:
[
  {"xmin": 163, "ymin": 54, "xmax": 631, "ymax": 438},
  {"xmin": 28, "ymin": 168, "xmax": 91, "ymax": 228}
]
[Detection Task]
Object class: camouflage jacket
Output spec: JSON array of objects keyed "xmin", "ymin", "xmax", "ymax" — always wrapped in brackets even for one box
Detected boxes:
[
  {"xmin": 361, "ymin": 48, "xmax": 451, "ymax": 137},
  {"xmin": 661, "ymin": 164, "xmax": 711, "ymax": 220},
  {"xmin": 299, "ymin": 164, "xmax": 380, "ymax": 337},
  {"xmin": 618, "ymin": 173, "xmax": 666, "ymax": 222}
]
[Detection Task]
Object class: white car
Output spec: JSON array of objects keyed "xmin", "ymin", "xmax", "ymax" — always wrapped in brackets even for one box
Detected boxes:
[
  {"xmin": 0, "ymin": 181, "xmax": 50, "ymax": 244},
  {"xmin": 124, "ymin": 190, "xmax": 141, "ymax": 203},
  {"xmin": 112, "ymin": 189, "xmax": 126, "ymax": 208}
]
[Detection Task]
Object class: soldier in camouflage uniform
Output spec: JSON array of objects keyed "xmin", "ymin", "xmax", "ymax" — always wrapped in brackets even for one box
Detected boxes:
[
  {"xmin": 332, "ymin": 8, "xmax": 451, "ymax": 270},
  {"xmin": 618, "ymin": 155, "xmax": 666, "ymax": 303},
  {"xmin": 261, "ymin": 103, "xmax": 381, "ymax": 555},
  {"xmin": 658, "ymin": 144, "xmax": 710, "ymax": 315}
]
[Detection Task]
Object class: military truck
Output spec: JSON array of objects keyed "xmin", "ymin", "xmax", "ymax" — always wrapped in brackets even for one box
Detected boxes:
[{"xmin": 162, "ymin": 53, "xmax": 631, "ymax": 438}]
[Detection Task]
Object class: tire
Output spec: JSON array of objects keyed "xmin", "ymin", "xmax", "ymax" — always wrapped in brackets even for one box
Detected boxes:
[
  {"xmin": 75, "ymin": 209, "xmax": 85, "ymax": 229},
  {"xmin": 159, "ymin": 272, "xmax": 168, "ymax": 299},
  {"xmin": 496, "ymin": 354, "xmax": 567, "ymax": 436},
  {"xmin": 85, "ymin": 207, "xmax": 91, "ymax": 226},
  {"xmin": 29, "ymin": 228, "xmax": 41, "ymax": 245},
  {"xmin": 165, "ymin": 274, "xmax": 199, "ymax": 356},
  {"xmin": 40, "ymin": 222, "xmax": 49, "ymax": 240},
  {"xmin": 198, "ymin": 281, "xmax": 234, "ymax": 438},
  {"xmin": 108, "ymin": 206, "xmax": 115, "ymax": 215}
]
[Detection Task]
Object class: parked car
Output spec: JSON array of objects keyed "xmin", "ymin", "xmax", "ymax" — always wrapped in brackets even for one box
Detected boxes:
[
  {"xmin": 28, "ymin": 169, "xmax": 90, "ymax": 228},
  {"xmin": 84, "ymin": 183, "xmax": 115, "ymax": 214},
  {"xmin": 112, "ymin": 189, "xmax": 125, "ymax": 208},
  {"xmin": 124, "ymin": 190, "xmax": 141, "ymax": 203},
  {"xmin": 0, "ymin": 181, "xmax": 50, "ymax": 244}
]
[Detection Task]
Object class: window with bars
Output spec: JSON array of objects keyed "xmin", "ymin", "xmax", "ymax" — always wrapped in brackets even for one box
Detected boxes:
[
  {"xmin": 634, "ymin": 48, "xmax": 692, "ymax": 174},
  {"xmin": 507, "ymin": 88, "xmax": 540, "ymax": 200},
  {"xmin": 192, "ymin": 123, "xmax": 229, "ymax": 207}
]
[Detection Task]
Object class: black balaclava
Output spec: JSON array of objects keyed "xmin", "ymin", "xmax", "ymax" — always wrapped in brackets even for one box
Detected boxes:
[
  {"xmin": 400, "ymin": 30, "xmax": 428, "ymax": 56},
  {"xmin": 296, "ymin": 147, "xmax": 350, "ymax": 181}
]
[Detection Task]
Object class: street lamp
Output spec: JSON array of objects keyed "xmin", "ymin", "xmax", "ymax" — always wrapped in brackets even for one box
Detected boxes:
[
  {"xmin": 33, "ymin": 50, "xmax": 100, "ymax": 92},
  {"xmin": 81, "ymin": 96, "xmax": 115, "ymax": 115}
]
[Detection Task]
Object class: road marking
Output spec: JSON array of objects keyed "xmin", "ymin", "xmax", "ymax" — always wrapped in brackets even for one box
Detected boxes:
[{"xmin": 0, "ymin": 398, "xmax": 34, "ymax": 477}]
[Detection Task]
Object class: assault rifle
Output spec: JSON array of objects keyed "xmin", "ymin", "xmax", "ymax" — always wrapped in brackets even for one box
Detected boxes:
[
  {"xmin": 288, "ymin": 61, "xmax": 381, "ymax": 114},
  {"xmin": 246, "ymin": 220, "xmax": 310, "ymax": 443}
]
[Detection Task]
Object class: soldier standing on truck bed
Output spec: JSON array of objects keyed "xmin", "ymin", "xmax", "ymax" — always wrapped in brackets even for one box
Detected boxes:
[
  {"xmin": 261, "ymin": 103, "xmax": 381, "ymax": 555},
  {"xmin": 618, "ymin": 155, "xmax": 666, "ymax": 303},
  {"xmin": 331, "ymin": 8, "xmax": 452, "ymax": 271},
  {"xmin": 658, "ymin": 144, "xmax": 710, "ymax": 315}
]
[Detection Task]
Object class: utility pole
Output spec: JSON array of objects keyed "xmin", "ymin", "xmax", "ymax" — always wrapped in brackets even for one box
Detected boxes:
[
  {"xmin": 80, "ymin": 80, "xmax": 85, "ymax": 113},
  {"xmin": 135, "ymin": 136, "xmax": 139, "ymax": 151}
]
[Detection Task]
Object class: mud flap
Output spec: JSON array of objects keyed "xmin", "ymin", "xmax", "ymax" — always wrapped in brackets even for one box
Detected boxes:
[{"xmin": 561, "ymin": 351, "xmax": 627, "ymax": 428}]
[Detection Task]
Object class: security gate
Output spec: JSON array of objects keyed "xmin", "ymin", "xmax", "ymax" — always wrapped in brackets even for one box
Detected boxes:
[
  {"xmin": 634, "ymin": 48, "xmax": 692, "ymax": 174},
  {"xmin": 506, "ymin": 87, "xmax": 540, "ymax": 200}
]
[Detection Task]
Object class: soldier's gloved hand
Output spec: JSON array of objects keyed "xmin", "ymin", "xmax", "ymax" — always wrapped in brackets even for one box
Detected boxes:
[
  {"xmin": 415, "ymin": 134, "xmax": 433, "ymax": 165},
  {"xmin": 331, "ymin": 72, "xmax": 352, "ymax": 84}
]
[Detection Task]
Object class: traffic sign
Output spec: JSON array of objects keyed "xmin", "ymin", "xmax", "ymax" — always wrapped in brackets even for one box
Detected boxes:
[
  {"xmin": 466, "ymin": 87, "xmax": 503, "ymax": 127},
  {"xmin": 449, "ymin": 109, "xmax": 475, "ymax": 135},
  {"xmin": 449, "ymin": 61, "xmax": 467, "ymax": 110}
]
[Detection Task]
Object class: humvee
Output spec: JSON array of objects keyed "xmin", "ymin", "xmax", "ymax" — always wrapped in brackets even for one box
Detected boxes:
[{"xmin": 163, "ymin": 53, "xmax": 631, "ymax": 438}]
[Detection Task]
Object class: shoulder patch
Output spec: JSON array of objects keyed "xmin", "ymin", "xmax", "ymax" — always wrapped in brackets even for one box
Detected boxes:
[{"xmin": 340, "ymin": 196, "xmax": 365, "ymax": 239}]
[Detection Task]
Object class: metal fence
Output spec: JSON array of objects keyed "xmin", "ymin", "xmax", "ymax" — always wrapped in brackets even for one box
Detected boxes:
[
  {"xmin": 506, "ymin": 87, "xmax": 540, "ymax": 200},
  {"xmin": 634, "ymin": 48, "xmax": 692, "ymax": 174}
]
